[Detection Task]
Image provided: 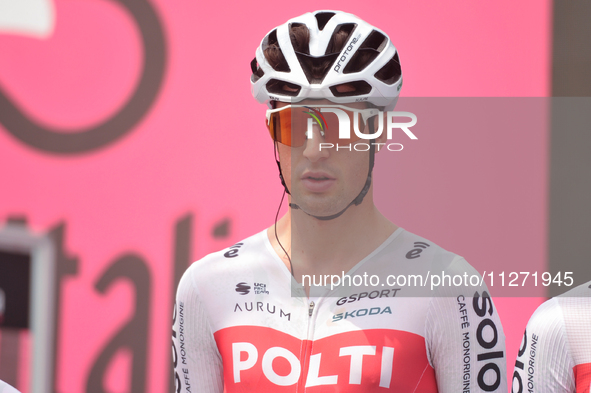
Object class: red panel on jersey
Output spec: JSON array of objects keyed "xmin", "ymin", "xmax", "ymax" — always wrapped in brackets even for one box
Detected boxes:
[
  {"xmin": 214, "ymin": 326, "xmax": 437, "ymax": 392},
  {"xmin": 575, "ymin": 362, "xmax": 591, "ymax": 393}
]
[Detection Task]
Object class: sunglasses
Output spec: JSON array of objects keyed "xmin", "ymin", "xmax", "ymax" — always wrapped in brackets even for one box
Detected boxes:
[{"xmin": 266, "ymin": 105, "xmax": 380, "ymax": 147}]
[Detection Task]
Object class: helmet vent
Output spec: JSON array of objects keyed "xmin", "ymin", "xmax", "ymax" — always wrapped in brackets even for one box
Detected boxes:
[
  {"xmin": 263, "ymin": 29, "xmax": 291, "ymax": 72},
  {"xmin": 374, "ymin": 52, "xmax": 401, "ymax": 85},
  {"xmin": 289, "ymin": 23, "xmax": 310, "ymax": 55},
  {"xmin": 326, "ymin": 23, "xmax": 356, "ymax": 54},
  {"xmin": 266, "ymin": 79, "xmax": 301, "ymax": 96},
  {"xmin": 342, "ymin": 31, "xmax": 386, "ymax": 74},
  {"xmin": 360, "ymin": 30, "xmax": 387, "ymax": 51},
  {"xmin": 315, "ymin": 12, "xmax": 336, "ymax": 31},
  {"xmin": 329, "ymin": 80, "xmax": 372, "ymax": 97},
  {"xmin": 295, "ymin": 52, "xmax": 339, "ymax": 84},
  {"xmin": 250, "ymin": 57, "xmax": 265, "ymax": 82}
]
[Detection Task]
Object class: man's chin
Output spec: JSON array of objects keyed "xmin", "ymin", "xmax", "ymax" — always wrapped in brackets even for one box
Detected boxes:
[{"xmin": 289, "ymin": 197, "xmax": 350, "ymax": 219}]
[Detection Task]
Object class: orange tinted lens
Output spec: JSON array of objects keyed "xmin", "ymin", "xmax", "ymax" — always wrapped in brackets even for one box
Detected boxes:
[
  {"xmin": 268, "ymin": 107, "xmax": 293, "ymax": 146},
  {"xmin": 320, "ymin": 110, "xmax": 363, "ymax": 145},
  {"xmin": 268, "ymin": 107, "xmax": 307, "ymax": 147},
  {"xmin": 290, "ymin": 107, "xmax": 311, "ymax": 147},
  {"xmin": 268, "ymin": 107, "xmax": 367, "ymax": 146}
]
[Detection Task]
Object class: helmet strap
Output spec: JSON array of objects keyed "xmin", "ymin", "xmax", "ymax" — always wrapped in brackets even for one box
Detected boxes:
[{"xmin": 274, "ymin": 142, "xmax": 291, "ymax": 195}]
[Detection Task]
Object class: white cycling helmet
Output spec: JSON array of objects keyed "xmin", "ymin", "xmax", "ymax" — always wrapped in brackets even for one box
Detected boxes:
[{"xmin": 251, "ymin": 10, "xmax": 402, "ymax": 110}]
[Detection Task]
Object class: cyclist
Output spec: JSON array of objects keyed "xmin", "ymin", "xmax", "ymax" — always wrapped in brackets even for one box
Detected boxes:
[
  {"xmin": 512, "ymin": 280, "xmax": 591, "ymax": 393},
  {"xmin": 173, "ymin": 10, "xmax": 506, "ymax": 392}
]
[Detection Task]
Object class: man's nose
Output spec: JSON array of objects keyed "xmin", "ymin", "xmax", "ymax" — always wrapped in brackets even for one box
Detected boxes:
[{"xmin": 302, "ymin": 120, "xmax": 330, "ymax": 162}]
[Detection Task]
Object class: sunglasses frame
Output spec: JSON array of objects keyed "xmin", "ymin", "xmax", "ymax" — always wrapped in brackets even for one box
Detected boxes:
[
  {"xmin": 265, "ymin": 104, "xmax": 381, "ymax": 147},
  {"xmin": 265, "ymin": 104, "xmax": 380, "ymax": 126}
]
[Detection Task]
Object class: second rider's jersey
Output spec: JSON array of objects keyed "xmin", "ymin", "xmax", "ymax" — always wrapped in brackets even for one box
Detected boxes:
[
  {"xmin": 512, "ymin": 281, "xmax": 591, "ymax": 393},
  {"xmin": 172, "ymin": 227, "xmax": 507, "ymax": 392},
  {"xmin": 0, "ymin": 380, "xmax": 21, "ymax": 393}
]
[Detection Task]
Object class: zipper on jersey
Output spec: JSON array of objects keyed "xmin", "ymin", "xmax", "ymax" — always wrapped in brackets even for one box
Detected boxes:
[{"xmin": 299, "ymin": 300, "xmax": 317, "ymax": 393}]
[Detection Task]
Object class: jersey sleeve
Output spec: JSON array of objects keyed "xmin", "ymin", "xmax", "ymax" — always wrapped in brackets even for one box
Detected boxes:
[
  {"xmin": 511, "ymin": 298, "xmax": 575, "ymax": 393},
  {"xmin": 426, "ymin": 256, "xmax": 508, "ymax": 393},
  {"xmin": 172, "ymin": 265, "xmax": 224, "ymax": 393}
]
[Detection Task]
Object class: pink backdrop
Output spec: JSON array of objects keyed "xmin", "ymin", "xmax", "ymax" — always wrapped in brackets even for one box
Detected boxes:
[{"xmin": 0, "ymin": 0, "xmax": 550, "ymax": 391}]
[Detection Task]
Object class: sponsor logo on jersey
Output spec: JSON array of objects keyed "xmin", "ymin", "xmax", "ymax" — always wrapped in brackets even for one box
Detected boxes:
[
  {"xmin": 457, "ymin": 292, "xmax": 504, "ymax": 392},
  {"xmin": 512, "ymin": 329, "xmax": 538, "ymax": 393},
  {"xmin": 235, "ymin": 282, "xmax": 250, "ymax": 295},
  {"xmin": 224, "ymin": 242, "xmax": 244, "ymax": 258},
  {"xmin": 234, "ymin": 302, "xmax": 291, "ymax": 321},
  {"xmin": 172, "ymin": 301, "xmax": 192, "ymax": 392},
  {"xmin": 332, "ymin": 306, "xmax": 392, "ymax": 322},
  {"xmin": 253, "ymin": 282, "xmax": 269, "ymax": 295},
  {"xmin": 214, "ymin": 327, "xmax": 437, "ymax": 391},
  {"xmin": 336, "ymin": 288, "xmax": 401, "ymax": 306},
  {"xmin": 235, "ymin": 282, "xmax": 269, "ymax": 295},
  {"xmin": 405, "ymin": 241, "xmax": 430, "ymax": 259}
]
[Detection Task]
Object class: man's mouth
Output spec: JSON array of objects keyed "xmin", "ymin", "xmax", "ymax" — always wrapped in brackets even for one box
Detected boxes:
[
  {"xmin": 300, "ymin": 172, "xmax": 336, "ymax": 192},
  {"xmin": 302, "ymin": 171, "xmax": 334, "ymax": 181}
]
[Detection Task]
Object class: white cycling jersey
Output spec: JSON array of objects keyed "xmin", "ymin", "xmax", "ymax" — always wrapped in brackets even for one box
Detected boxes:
[
  {"xmin": 172, "ymin": 227, "xmax": 507, "ymax": 392},
  {"xmin": 512, "ymin": 281, "xmax": 591, "ymax": 393}
]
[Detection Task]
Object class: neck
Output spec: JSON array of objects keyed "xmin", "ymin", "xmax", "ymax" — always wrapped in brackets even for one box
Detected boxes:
[{"xmin": 269, "ymin": 191, "xmax": 397, "ymax": 283}]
